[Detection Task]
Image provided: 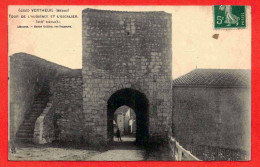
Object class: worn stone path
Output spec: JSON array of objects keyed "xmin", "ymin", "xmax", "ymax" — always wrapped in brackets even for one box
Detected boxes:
[
  {"xmin": 9, "ymin": 147, "xmax": 100, "ymax": 161},
  {"xmin": 87, "ymin": 136, "xmax": 172, "ymax": 161},
  {"xmin": 87, "ymin": 136, "xmax": 145, "ymax": 161},
  {"xmin": 87, "ymin": 149, "xmax": 145, "ymax": 161},
  {"xmin": 9, "ymin": 136, "xmax": 172, "ymax": 161}
]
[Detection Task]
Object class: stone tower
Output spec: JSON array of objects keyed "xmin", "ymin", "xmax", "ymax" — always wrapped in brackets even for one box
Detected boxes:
[{"xmin": 82, "ymin": 8, "xmax": 172, "ymax": 145}]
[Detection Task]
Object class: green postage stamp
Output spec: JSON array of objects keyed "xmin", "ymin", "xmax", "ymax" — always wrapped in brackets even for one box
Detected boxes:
[{"xmin": 214, "ymin": 5, "xmax": 246, "ymax": 29}]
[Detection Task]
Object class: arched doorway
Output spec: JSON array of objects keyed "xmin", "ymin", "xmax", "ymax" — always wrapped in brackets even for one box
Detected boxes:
[
  {"xmin": 113, "ymin": 106, "xmax": 136, "ymax": 142},
  {"xmin": 107, "ymin": 88, "xmax": 149, "ymax": 145}
]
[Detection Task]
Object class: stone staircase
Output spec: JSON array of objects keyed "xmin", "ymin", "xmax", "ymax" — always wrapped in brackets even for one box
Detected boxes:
[{"xmin": 16, "ymin": 84, "xmax": 51, "ymax": 143}]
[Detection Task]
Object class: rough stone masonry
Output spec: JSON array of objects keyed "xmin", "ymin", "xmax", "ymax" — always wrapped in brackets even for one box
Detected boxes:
[{"xmin": 82, "ymin": 8, "xmax": 172, "ymax": 145}]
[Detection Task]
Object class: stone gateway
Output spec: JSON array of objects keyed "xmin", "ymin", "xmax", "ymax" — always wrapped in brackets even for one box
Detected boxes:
[{"xmin": 82, "ymin": 8, "xmax": 172, "ymax": 145}]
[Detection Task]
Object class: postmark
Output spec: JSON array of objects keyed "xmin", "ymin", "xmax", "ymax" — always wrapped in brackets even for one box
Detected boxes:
[{"xmin": 214, "ymin": 5, "xmax": 246, "ymax": 29}]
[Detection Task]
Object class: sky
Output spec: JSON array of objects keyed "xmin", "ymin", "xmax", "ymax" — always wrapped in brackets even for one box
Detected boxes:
[{"xmin": 8, "ymin": 6, "xmax": 251, "ymax": 79}]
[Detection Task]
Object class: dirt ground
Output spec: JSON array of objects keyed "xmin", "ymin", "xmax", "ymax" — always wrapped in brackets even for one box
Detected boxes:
[
  {"xmin": 9, "ymin": 146, "xmax": 101, "ymax": 161},
  {"xmin": 9, "ymin": 136, "xmax": 172, "ymax": 161}
]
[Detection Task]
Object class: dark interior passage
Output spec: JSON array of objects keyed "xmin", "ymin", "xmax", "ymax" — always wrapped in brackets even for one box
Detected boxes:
[{"xmin": 107, "ymin": 88, "xmax": 149, "ymax": 145}]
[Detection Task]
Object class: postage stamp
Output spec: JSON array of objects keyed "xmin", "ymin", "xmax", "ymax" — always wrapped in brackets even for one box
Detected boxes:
[{"xmin": 214, "ymin": 5, "xmax": 246, "ymax": 29}]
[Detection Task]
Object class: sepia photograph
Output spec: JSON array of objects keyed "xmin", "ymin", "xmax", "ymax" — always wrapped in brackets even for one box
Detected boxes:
[{"xmin": 8, "ymin": 5, "xmax": 251, "ymax": 161}]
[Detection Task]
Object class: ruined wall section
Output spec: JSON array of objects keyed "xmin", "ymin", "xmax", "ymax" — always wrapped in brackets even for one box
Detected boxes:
[{"xmin": 82, "ymin": 9, "xmax": 172, "ymax": 144}]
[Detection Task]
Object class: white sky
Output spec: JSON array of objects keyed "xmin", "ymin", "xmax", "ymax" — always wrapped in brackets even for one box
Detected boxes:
[{"xmin": 8, "ymin": 6, "xmax": 251, "ymax": 79}]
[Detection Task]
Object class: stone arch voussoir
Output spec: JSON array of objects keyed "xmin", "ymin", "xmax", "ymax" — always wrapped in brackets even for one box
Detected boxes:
[{"xmin": 103, "ymin": 83, "xmax": 149, "ymax": 104}]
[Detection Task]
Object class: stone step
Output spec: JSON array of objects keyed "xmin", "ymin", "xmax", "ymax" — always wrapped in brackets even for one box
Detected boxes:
[
  {"xmin": 36, "ymin": 98, "xmax": 48, "ymax": 101},
  {"xmin": 23, "ymin": 120, "xmax": 36, "ymax": 123},
  {"xmin": 31, "ymin": 109, "xmax": 45, "ymax": 113},
  {"xmin": 33, "ymin": 103, "xmax": 46, "ymax": 107},
  {"xmin": 20, "ymin": 124, "xmax": 35, "ymax": 129},
  {"xmin": 23, "ymin": 118, "xmax": 38, "ymax": 123},
  {"xmin": 34, "ymin": 101, "xmax": 47, "ymax": 104},
  {"xmin": 39, "ymin": 93, "xmax": 49, "ymax": 96},
  {"xmin": 32, "ymin": 106, "xmax": 45, "ymax": 109},
  {"xmin": 25, "ymin": 118, "xmax": 40, "ymax": 122},
  {"xmin": 17, "ymin": 128, "xmax": 34, "ymax": 134},
  {"xmin": 37, "ymin": 95, "xmax": 49, "ymax": 98},
  {"xmin": 26, "ymin": 110, "xmax": 42, "ymax": 114},
  {"xmin": 24, "ymin": 115, "xmax": 40, "ymax": 120},
  {"xmin": 17, "ymin": 131, "xmax": 34, "ymax": 136},
  {"xmin": 26, "ymin": 113, "xmax": 40, "ymax": 117},
  {"xmin": 31, "ymin": 107, "xmax": 46, "ymax": 111},
  {"xmin": 26, "ymin": 112, "xmax": 41, "ymax": 116},
  {"xmin": 16, "ymin": 132, "xmax": 34, "ymax": 138},
  {"xmin": 23, "ymin": 121, "xmax": 37, "ymax": 125},
  {"xmin": 18, "ymin": 128, "xmax": 34, "ymax": 133},
  {"xmin": 25, "ymin": 116, "xmax": 40, "ymax": 119},
  {"xmin": 16, "ymin": 137, "xmax": 33, "ymax": 143},
  {"xmin": 35, "ymin": 97, "xmax": 48, "ymax": 101},
  {"xmin": 23, "ymin": 119, "xmax": 38, "ymax": 124},
  {"xmin": 21, "ymin": 123, "xmax": 33, "ymax": 126},
  {"xmin": 22, "ymin": 124, "xmax": 36, "ymax": 128},
  {"xmin": 26, "ymin": 113, "xmax": 41, "ymax": 116},
  {"xmin": 30, "ymin": 109, "xmax": 42, "ymax": 113},
  {"xmin": 34, "ymin": 99, "xmax": 47, "ymax": 102},
  {"xmin": 32, "ymin": 107, "xmax": 45, "ymax": 111},
  {"xmin": 23, "ymin": 122, "xmax": 35, "ymax": 125},
  {"xmin": 31, "ymin": 110, "xmax": 44, "ymax": 113},
  {"xmin": 19, "ymin": 128, "xmax": 34, "ymax": 132}
]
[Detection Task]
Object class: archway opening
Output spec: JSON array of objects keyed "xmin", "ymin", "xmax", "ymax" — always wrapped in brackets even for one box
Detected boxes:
[
  {"xmin": 107, "ymin": 88, "xmax": 149, "ymax": 145},
  {"xmin": 113, "ymin": 106, "xmax": 136, "ymax": 142}
]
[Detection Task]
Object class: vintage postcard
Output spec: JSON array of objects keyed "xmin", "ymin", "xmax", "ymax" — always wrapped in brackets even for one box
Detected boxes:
[{"xmin": 8, "ymin": 5, "xmax": 251, "ymax": 161}]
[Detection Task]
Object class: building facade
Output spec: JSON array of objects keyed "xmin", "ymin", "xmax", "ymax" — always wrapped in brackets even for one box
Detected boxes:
[{"xmin": 172, "ymin": 69, "xmax": 251, "ymax": 158}]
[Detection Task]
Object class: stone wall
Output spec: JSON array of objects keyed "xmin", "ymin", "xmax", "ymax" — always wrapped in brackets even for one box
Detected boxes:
[
  {"xmin": 82, "ymin": 8, "xmax": 172, "ymax": 144},
  {"xmin": 172, "ymin": 86, "xmax": 251, "ymax": 155},
  {"xmin": 49, "ymin": 76, "xmax": 83, "ymax": 143},
  {"xmin": 9, "ymin": 53, "xmax": 72, "ymax": 141}
]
